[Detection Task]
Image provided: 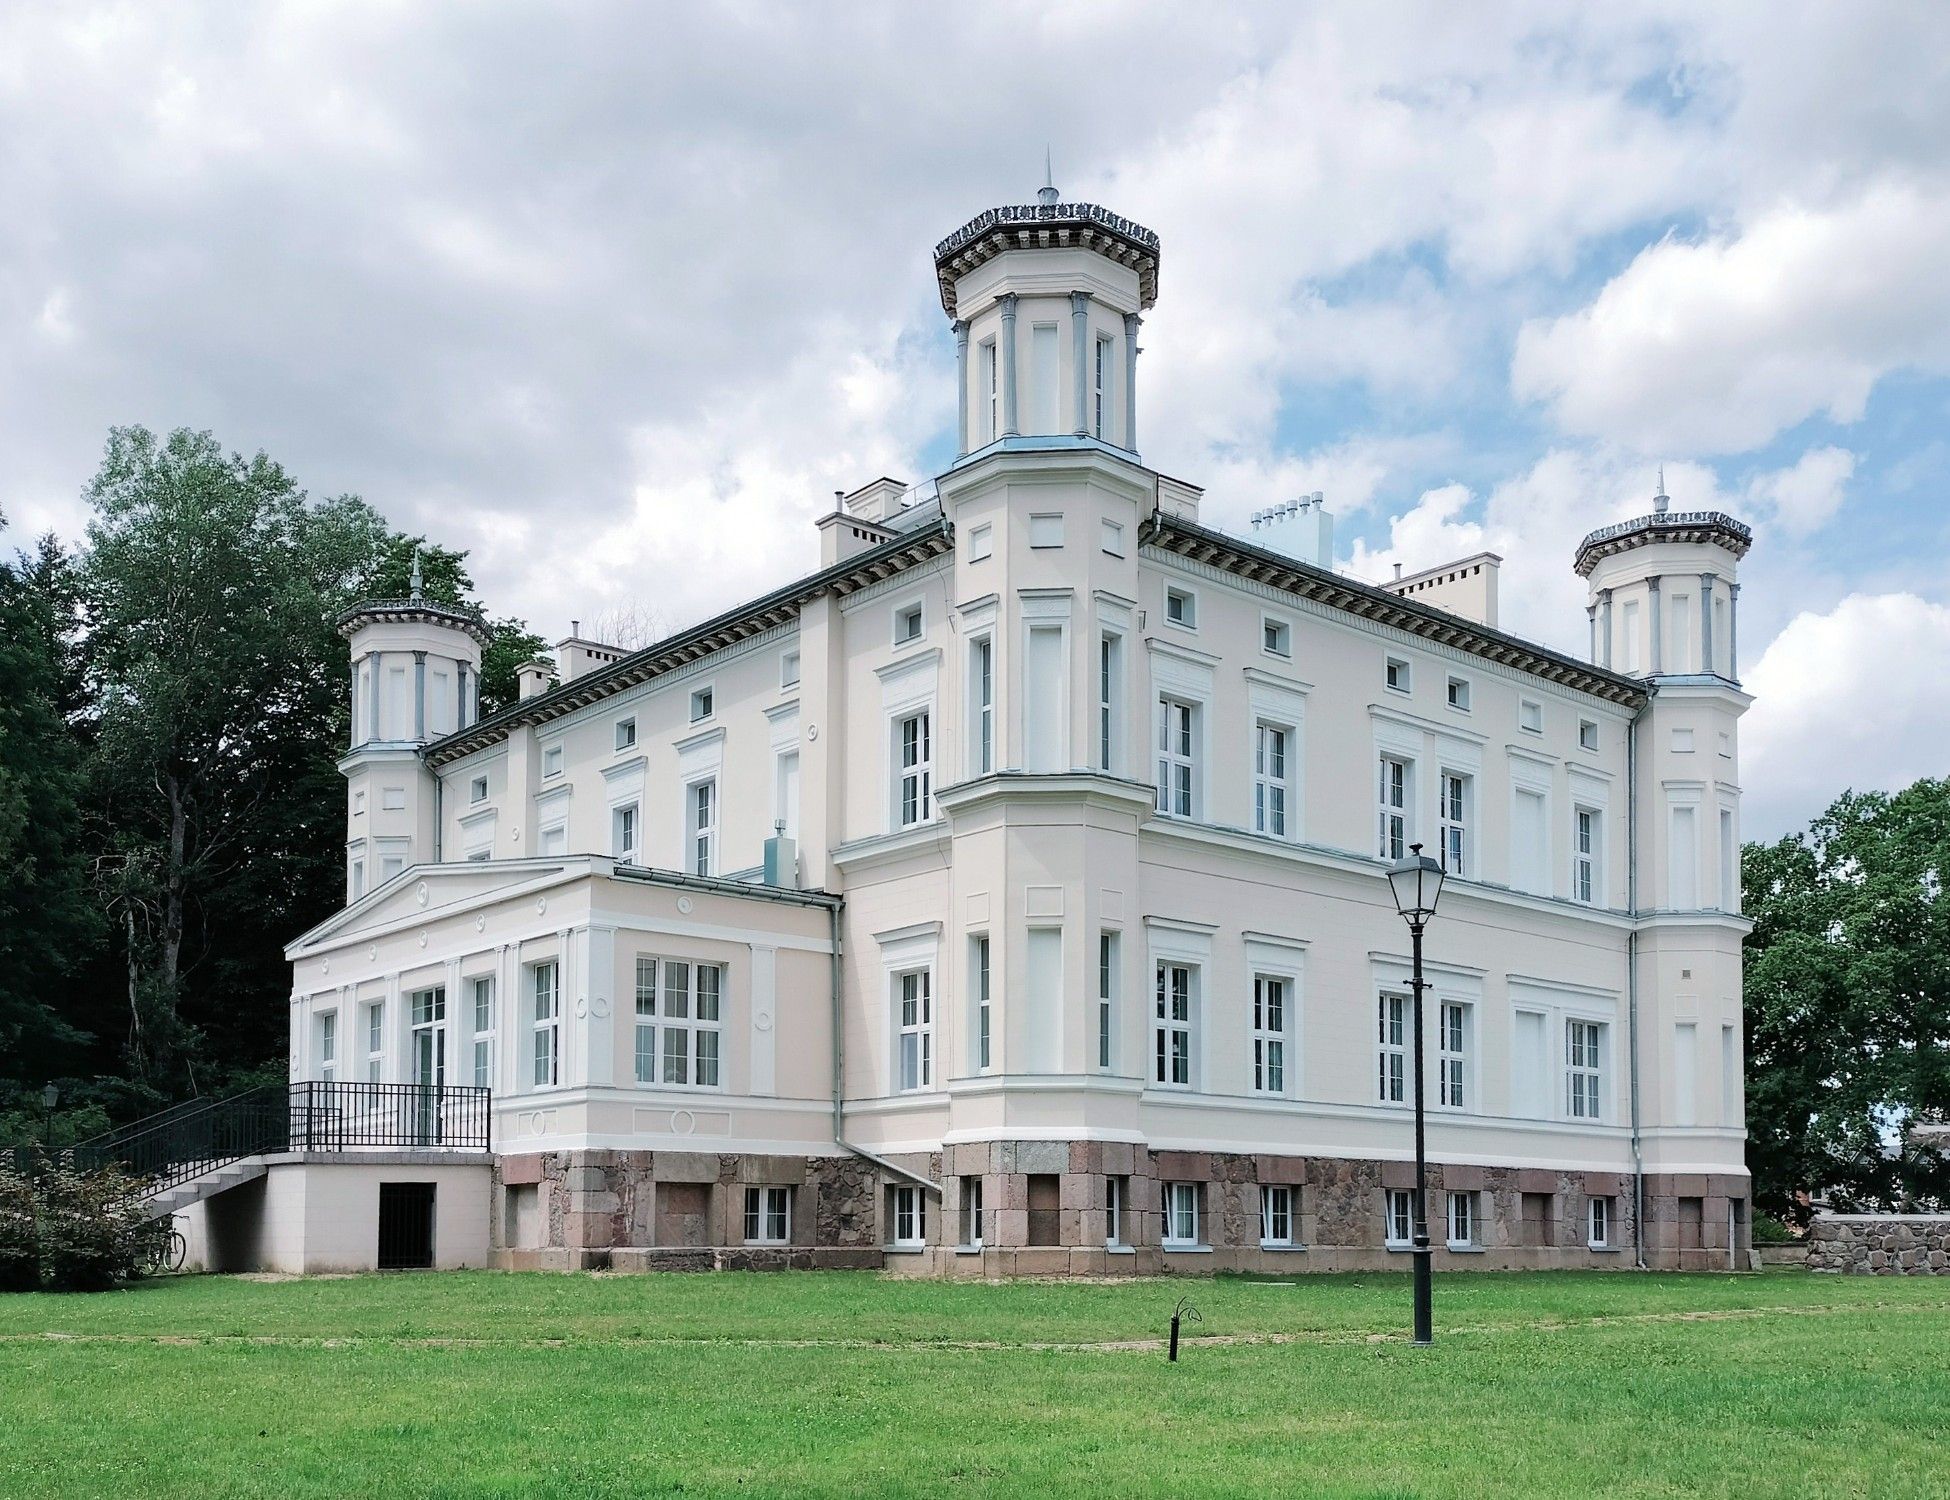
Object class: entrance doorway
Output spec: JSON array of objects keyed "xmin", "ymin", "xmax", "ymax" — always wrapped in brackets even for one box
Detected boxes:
[{"xmin": 378, "ymin": 1182, "xmax": 436, "ymax": 1269}]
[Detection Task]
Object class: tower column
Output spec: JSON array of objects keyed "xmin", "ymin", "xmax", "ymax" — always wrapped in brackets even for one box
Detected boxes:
[
  {"xmin": 1648, "ymin": 576, "xmax": 1663, "ymax": 675},
  {"xmin": 1586, "ymin": 605, "xmax": 1598, "ymax": 663},
  {"xmin": 1598, "ymin": 589, "xmax": 1614, "ymax": 669},
  {"xmin": 1699, "ymin": 575, "xmax": 1716, "ymax": 677},
  {"xmin": 1123, "ymin": 312, "xmax": 1140, "ymax": 449},
  {"xmin": 413, "ymin": 651, "xmax": 427, "ymax": 742},
  {"xmin": 953, "ymin": 319, "xmax": 970, "ymax": 457},
  {"xmin": 1070, "ymin": 292, "xmax": 1090, "ymax": 436},
  {"xmin": 999, "ymin": 294, "xmax": 1020, "ymax": 438},
  {"xmin": 1729, "ymin": 583, "xmax": 1741, "ymax": 680}
]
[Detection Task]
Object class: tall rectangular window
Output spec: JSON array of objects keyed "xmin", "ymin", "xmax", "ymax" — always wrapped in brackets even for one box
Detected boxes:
[
  {"xmin": 366, "ymin": 1002, "xmax": 384, "ymax": 1083},
  {"xmin": 960, "ymin": 1177, "xmax": 984, "ymax": 1249},
  {"xmin": 1446, "ymin": 1191, "xmax": 1477, "ymax": 1248},
  {"xmin": 979, "ymin": 340, "xmax": 997, "ymax": 444},
  {"xmin": 470, "ymin": 977, "xmax": 494, "ymax": 1089},
  {"xmin": 1097, "ymin": 931, "xmax": 1117, "ymax": 1070},
  {"xmin": 1093, "ymin": 334, "xmax": 1112, "ymax": 437},
  {"xmin": 744, "ymin": 1186, "xmax": 790, "ymax": 1245},
  {"xmin": 972, "ymin": 935, "xmax": 992, "ymax": 1073},
  {"xmin": 1156, "ymin": 697, "xmax": 1196, "ymax": 817},
  {"xmin": 689, "ymin": 778, "xmax": 717, "ymax": 877},
  {"xmin": 410, "ymin": 986, "xmax": 445, "ymax": 1087},
  {"xmin": 1378, "ymin": 993, "xmax": 1407, "ymax": 1104},
  {"xmin": 1252, "ymin": 975, "xmax": 1287, "ymax": 1094},
  {"xmin": 1384, "ymin": 1189, "xmax": 1414, "ymax": 1247},
  {"xmin": 1254, "ymin": 722, "xmax": 1290, "ymax": 838},
  {"xmin": 1163, "ymin": 1182, "xmax": 1200, "ymax": 1247},
  {"xmin": 1097, "ymin": 632, "xmax": 1121, "ymax": 773},
  {"xmin": 319, "ymin": 1012, "xmax": 337, "ymax": 1082},
  {"xmin": 1105, "ymin": 1175, "xmax": 1127, "ymax": 1246},
  {"xmin": 1575, "ymin": 808, "xmax": 1600, "ymax": 904},
  {"xmin": 530, "ymin": 963, "xmax": 559, "ymax": 1088},
  {"xmin": 1567, "ymin": 1019, "xmax": 1604, "ymax": 1119},
  {"xmin": 1622, "ymin": 599, "xmax": 1641, "ymax": 673},
  {"xmin": 891, "ymin": 1184, "xmax": 925, "ymax": 1247},
  {"xmin": 897, "ymin": 711, "xmax": 932, "ymax": 825},
  {"xmin": 1719, "ymin": 808, "xmax": 1737, "ymax": 911},
  {"xmin": 1260, "ymin": 1184, "xmax": 1294, "ymax": 1247},
  {"xmin": 1024, "ymin": 625, "xmax": 1064, "ymax": 771},
  {"xmin": 1670, "ymin": 804, "xmax": 1699, "ymax": 908},
  {"xmin": 1154, "ymin": 962, "xmax": 1194, "ymax": 1088},
  {"xmin": 969, "ymin": 637, "xmax": 993, "ymax": 776},
  {"xmin": 1377, "ymin": 756, "xmax": 1408, "ymax": 859},
  {"xmin": 1439, "ymin": 1001, "xmax": 1467, "ymax": 1109},
  {"xmin": 1032, "ymin": 323, "xmax": 1059, "ymax": 433},
  {"xmin": 634, "ymin": 958, "xmax": 723, "ymax": 1089},
  {"xmin": 896, "ymin": 970, "xmax": 933, "ymax": 1092},
  {"xmin": 1439, "ymin": 772, "xmax": 1467, "ymax": 874},
  {"xmin": 1588, "ymin": 1195, "xmax": 1613, "ymax": 1249},
  {"xmin": 612, "ymin": 802, "xmax": 639, "ymax": 862}
]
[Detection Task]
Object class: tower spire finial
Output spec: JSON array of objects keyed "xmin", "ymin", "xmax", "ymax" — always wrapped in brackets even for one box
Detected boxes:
[
  {"xmin": 1654, "ymin": 464, "xmax": 1669, "ymax": 515},
  {"xmin": 1038, "ymin": 147, "xmax": 1059, "ymax": 206},
  {"xmin": 409, "ymin": 544, "xmax": 424, "ymax": 599}
]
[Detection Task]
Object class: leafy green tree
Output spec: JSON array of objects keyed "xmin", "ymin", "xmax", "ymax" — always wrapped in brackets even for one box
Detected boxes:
[
  {"xmin": 1743, "ymin": 777, "xmax": 1950, "ymax": 1221},
  {"xmin": 0, "ymin": 521, "xmax": 99, "ymax": 1084}
]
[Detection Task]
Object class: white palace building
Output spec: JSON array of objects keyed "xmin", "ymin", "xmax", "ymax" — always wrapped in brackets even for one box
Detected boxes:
[{"xmin": 211, "ymin": 181, "xmax": 1756, "ymax": 1275}]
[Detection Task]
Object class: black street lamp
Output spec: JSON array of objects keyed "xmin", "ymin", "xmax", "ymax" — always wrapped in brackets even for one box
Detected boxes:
[{"xmin": 1387, "ymin": 843, "xmax": 1445, "ymax": 1347}]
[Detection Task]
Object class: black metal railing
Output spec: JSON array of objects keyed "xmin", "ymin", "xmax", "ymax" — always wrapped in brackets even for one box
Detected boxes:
[{"xmin": 69, "ymin": 1082, "xmax": 492, "ymax": 1197}]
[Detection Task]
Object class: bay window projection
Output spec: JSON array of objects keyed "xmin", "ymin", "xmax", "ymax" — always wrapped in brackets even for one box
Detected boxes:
[
  {"xmin": 744, "ymin": 1187, "xmax": 790, "ymax": 1245},
  {"xmin": 1566, "ymin": 1019, "xmax": 1605, "ymax": 1119},
  {"xmin": 635, "ymin": 958, "xmax": 724, "ymax": 1089},
  {"xmin": 365, "ymin": 1002, "xmax": 384, "ymax": 1082},
  {"xmin": 1377, "ymin": 993, "xmax": 1408, "ymax": 1104},
  {"xmin": 470, "ymin": 977, "xmax": 494, "ymax": 1088},
  {"xmin": 688, "ymin": 778, "xmax": 718, "ymax": 876},
  {"xmin": 1385, "ymin": 1189, "xmax": 1414, "ymax": 1247},
  {"xmin": 1254, "ymin": 722, "xmax": 1291, "ymax": 837},
  {"xmin": 1377, "ymin": 756, "xmax": 1409, "ymax": 860},
  {"xmin": 1574, "ymin": 807, "xmax": 1601, "ymax": 904},
  {"xmin": 1438, "ymin": 1001, "xmax": 1468, "ymax": 1109},
  {"xmin": 1446, "ymin": 1191, "xmax": 1477, "ymax": 1248},
  {"xmin": 969, "ymin": 637, "xmax": 994, "ymax": 775},
  {"xmin": 1252, "ymin": 975, "xmax": 1288, "ymax": 1094},
  {"xmin": 891, "ymin": 1183, "xmax": 926, "ymax": 1248},
  {"xmin": 530, "ymin": 963, "xmax": 559, "ymax": 1088},
  {"xmin": 1439, "ymin": 772, "xmax": 1468, "ymax": 875},
  {"xmin": 1162, "ymin": 1182, "xmax": 1201, "ymax": 1247},
  {"xmin": 318, "ymin": 1012, "xmax": 337, "ymax": 1082},
  {"xmin": 1097, "ymin": 932, "xmax": 1117, "ymax": 1070},
  {"xmin": 1154, "ymin": 962, "xmax": 1194, "ymax": 1088},
  {"xmin": 1156, "ymin": 697, "xmax": 1196, "ymax": 817},
  {"xmin": 895, "ymin": 970, "xmax": 934, "ymax": 1092},
  {"xmin": 897, "ymin": 710, "xmax": 933, "ymax": 824},
  {"xmin": 972, "ymin": 935, "xmax": 992, "ymax": 1073},
  {"xmin": 1260, "ymin": 1184, "xmax": 1294, "ymax": 1247}
]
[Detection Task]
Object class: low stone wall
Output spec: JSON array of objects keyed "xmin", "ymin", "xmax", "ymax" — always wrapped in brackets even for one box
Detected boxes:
[{"xmin": 1806, "ymin": 1214, "xmax": 1950, "ymax": 1274}]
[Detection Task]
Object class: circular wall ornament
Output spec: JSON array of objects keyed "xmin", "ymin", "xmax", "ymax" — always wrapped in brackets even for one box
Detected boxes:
[
  {"xmin": 755, "ymin": 1010, "xmax": 774, "ymax": 1033},
  {"xmin": 806, "ymin": 725, "xmax": 818, "ymax": 741},
  {"xmin": 475, "ymin": 915, "xmax": 486, "ymax": 933},
  {"xmin": 415, "ymin": 881, "xmax": 430, "ymax": 906},
  {"xmin": 574, "ymin": 998, "xmax": 588, "ymax": 1018},
  {"xmin": 592, "ymin": 997, "xmax": 610, "ymax": 1018},
  {"xmin": 671, "ymin": 1109, "xmax": 697, "ymax": 1136},
  {"xmin": 537, "ymin": 896, "xmax": 548, "ymax": 915},
  {"xmin": 368, "ymin": 945, "xmax": 377, "ymax": 961},
  {"xmin": 676, "ymin": 896, "xmax": 694, "ymax": 915},
  {"xmin": 321, "ymin": 960, "xmax": 330, "ymax": 975},
  {"xmin": 418, "ymin": 931, "xmax": 428, "ymax": 949}
]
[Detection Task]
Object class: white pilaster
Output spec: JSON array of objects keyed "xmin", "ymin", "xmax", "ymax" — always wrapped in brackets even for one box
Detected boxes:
[{"xmin": 749, "ymin": 942, "xmax": 778, "ymax": 1096}]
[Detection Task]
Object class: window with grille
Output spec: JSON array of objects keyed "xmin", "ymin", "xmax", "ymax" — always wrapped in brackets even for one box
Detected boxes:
[{"xmin": 634, "ymin": 958, "xmax": 723, "ymax": 1089}]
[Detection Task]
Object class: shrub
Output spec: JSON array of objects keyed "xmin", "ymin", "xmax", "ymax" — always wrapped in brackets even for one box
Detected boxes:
[
  {"xmin": 0, "ymin": 1167, "xmax": 36, "ymax": 1292},
  {"xmin": 22, "ymin": 1163, "xmax": 170, "ymax": 1292},
  {"xmin": 1750, "ymin": 1214, "xmax": 1799, "ymax": 1246}
]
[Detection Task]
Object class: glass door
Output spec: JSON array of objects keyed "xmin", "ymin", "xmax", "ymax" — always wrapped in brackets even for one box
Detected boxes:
[{"xmin": 411, "ymin": 988, "xmax": 446, "ymax": 1144}]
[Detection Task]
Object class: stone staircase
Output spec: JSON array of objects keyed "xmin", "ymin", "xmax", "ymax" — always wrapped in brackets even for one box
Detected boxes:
[{"xmin": 140, "ymin": 1157, "xmax": 270, "ymax": 1220}]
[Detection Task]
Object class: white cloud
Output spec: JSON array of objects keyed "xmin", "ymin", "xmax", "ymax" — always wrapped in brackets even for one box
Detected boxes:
[
  {"xmin": 1512, "ymin": 185, "xmax": 1950, "ymax": 453},
  {"xmin": 1743, "ymin": 445, "xmax": 1854, "ymax": 538},
  {"xmin": 1743, "ymin": 592, "xmax": 1950, "ymax": 837}
]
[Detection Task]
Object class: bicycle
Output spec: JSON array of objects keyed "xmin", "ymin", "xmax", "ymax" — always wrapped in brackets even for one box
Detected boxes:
[{"xmin": 144, "ymin": 1220, "xmax": 189, "ymax": 1275}]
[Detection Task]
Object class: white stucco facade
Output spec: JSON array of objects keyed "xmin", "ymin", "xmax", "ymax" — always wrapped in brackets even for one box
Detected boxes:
[{"xmin": 281, "ymin": 186, "xmax": 1755, "ymax": 1275}]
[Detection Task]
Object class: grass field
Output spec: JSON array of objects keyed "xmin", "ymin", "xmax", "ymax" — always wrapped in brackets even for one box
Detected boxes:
[{"xmin": 0, "ymin": 1268, "xmax": 1944, "ymax": 1498}]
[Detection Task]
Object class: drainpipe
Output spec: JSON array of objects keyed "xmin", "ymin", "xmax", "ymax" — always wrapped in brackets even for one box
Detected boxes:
[
  {"xmin": 828, "ymin": 902, "xmax": 940, "ymax": 1196},
  {"xmin": 1627, "ymin": 685, "xmax": 1654, "ymax": 1269}
]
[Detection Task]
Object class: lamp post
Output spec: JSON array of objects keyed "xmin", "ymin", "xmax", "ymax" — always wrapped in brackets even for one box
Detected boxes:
[{"xmin": 1387, "ymin": 843, "xmax": 1445, "ymax": 1347}]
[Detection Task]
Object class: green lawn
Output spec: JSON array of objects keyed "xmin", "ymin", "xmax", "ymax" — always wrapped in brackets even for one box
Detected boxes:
[{"xmin": 0, "ymin": 1269, "xmax": 1943, "ymax": 1498}]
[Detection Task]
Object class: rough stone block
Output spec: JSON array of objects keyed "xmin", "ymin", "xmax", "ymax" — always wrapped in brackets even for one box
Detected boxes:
[
  {"xmin": 1153, "ymin": 1150, "xmax": 1207, "ymax": 1180},
  {"xmin": 1102, "ymin": 1140, "xmax": 1137, "ymax": 1176},
  {"xmin": 1442, "ymin": 1163, "xmax": 1487, "ymax": 1191},
  {"xmin": 1014, "ymin": 1140, "xmax": 1069, "ymax": 1174},
  {"xmin": 499, "ymin": 1154, "xmax": 544, "ymax": 1186},
  {"xmin": 994, "ymin": 1209, "xmax": 1028, "ymax": 1246},
  {"xmin": 1379, "ymin": 1159, "xmax": 1418, "ymax": 1189},
  {"xmin": 1514, "ymin": 1168, "xmax": 1557, "ymax": 1193},
  {"xmin": 1257, "ymin": 1155, "xmax": 1308, "ymax": 1185},
  {"xmin": 654, "ymin": 1151, "xmax": 719, "ymax": 1183}
]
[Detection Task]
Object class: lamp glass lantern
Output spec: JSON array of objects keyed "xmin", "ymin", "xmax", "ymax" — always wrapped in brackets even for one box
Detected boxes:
[{"xmin": 1387, "ymin": 847, "xmax": 1446, "ymax": 922}]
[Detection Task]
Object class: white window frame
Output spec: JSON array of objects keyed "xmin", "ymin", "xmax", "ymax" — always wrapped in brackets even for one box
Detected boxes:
[
  {"xmin": 611, "ymin": 801, "xmax": 639, "ymax": 862},
  {"xmin": 979, "ymin": 338, "xmax": 998, "ymax": 445},
  {"xmin": 1105, "ymin": 1175, "xmax": 1127, "ymax": 1247},
  {"xmin": 1155, "ymin": 695, "xmax": 1198, "ymax": 818},
  {"xmin": 894, "ymin": 968, "xmax": 934, "ymax": 1093},
  {"xmin": 1438, "ymin": 770, "xmax": 1469, "ymax": 876},
  {"xmin": 530, "ymin": 962, "xmax": 559, "ymax": 1089},
  {"xmin": 1519, "ymin": 698, "xmax": 1543, "ymax": 734},
  {"xmin": 1261, "ymin": 615, "xmax": 1292, "ymax": 659},
  {"xmin": 635, "ymin": 956, "xmax": 724, "ymax": 1090},
  {"xmin": 1446, "ymin": 1190, "xmax": 1478, "ymax": 1249},
  {"xmin": 1378, "ymin": 755, "xmax": 1410, "ymax": 860},
  {"xmin": 891, "ymin": 1183, "xmax": 926, "ymax": 1248},
  {"xmin": 744, "ymin": 1186, "xmax": 791, "ymax": 1245},
  {"xmin": 537, "ymin": 821, "xmax": 567, "ymax": 857},
  {"xmin": 409, "ymin": 986, "xmax": 446, "ymax": 1089},
  {"xmin": 614, "ymin": 716, "xmax": 637, "ymax": 752},
  {"xmin": 1574, "ymin": 806, "xmax": 1602, "ymax": 905},
  {"xmin": 469, "ymin": 976, "xmax": 494, "ymax": 1089},
  {"xmin": 365, "ymin": 1001, "xmax": 384, "ymax": 1083},
  {"xmin": 1566, "ymin": 1017, "xmax": 1606, "ymax": 1120},
  {"xmin": 469, "ymin": 774, "xmax": 489, "ymax": 804},
  {"xmin": 1446, "ymin": 675, "xmax": 1471, "ymax": 712},
  {"xmin": 1587, "ymin": 1194, "xmax": 1613, "ymax": 1249},
  {"xmin": 1153, "ymin": 960, "xmax": 1197, "ymax": 1089},
  {"xmin": 1096, "ymin": 930, "xmax": 1117, "ymax": 1071},
  {"xmin": 1096, "ymin": 630, "xmax": 1122, "ymax": 774},
  {"xmin": 1579, "ymin": 718, "xmax": 1599, "ymax": 753},
  {"xmin": 1385, "ymin": 1188, "xmax": 1414, "ymax": 1248},
  {"xmin": 1385, "ymin": 656, "xmax": 1411, "ymax": 694},
  {"xmin": 1378, "ymin": 992, "xmax": 1408, "ymax": 1105},
  {"xmin": 968, "ymin": 635, "xmax": 994, "ymax": 777},
  {"xmin": 1163, "ymin": 584, "xmax": 1197, "ymax": 629},
  {"xmin": 959, "ymin": 1177, "xmax": 984, "ymax": 1250},
  {"xmin": 1260, "ymin": 1184, "xmax": 1295, "ymax": 1248},
  {"xmin": 1252, "ymin": 973, "xmax": 1289, "ymax": 1095},
  {"xmin": 1254, "ymin": 719, "xmax": 1293, "ymax": 839},
  {"xmin": 971, "ymin": 934, "xmax": 993, "ymax": 1074},
  {"xmin": 1162, "ymin": 1181, "xmax": 1201, "ymax": 1248},
  {"xmin": 689, "ymin": 684, "xmax": 714, "ymax": 722},
  {"xmin": 896, "ymin": 708, "xmax": 932, "ymax": 827},
  {"xmin": 686, "ymin": 776, "xmax": 717, "ymax": 876},
  {"xmin": 968, "ymin": 523, "xmax": 993, "ymax": 561},
  {"xmin": 318, "ymin": 1011, "xmax": 337, "ymax": 1082},
  {"xmin": 1100, "ymin": 518, "xmax": 1125, "ymax": 557},
  {"xmin": 1438, "ymin": 1000, "xmax": 1469, "ymax": 1110},
  {"xmin": 542, "ymin": 745, "xmax": 563, "ymax": 778},
  {"xmin": 893, "ymin": 600, "xmax": 925, "ymax": 646},
  {"xmin": 781, "ymin": 649, "xmax": 801, "ymax": 689},
  {"xmin": 1093, "ymin": 333, "xmax": 1112, "ymax": 437}
]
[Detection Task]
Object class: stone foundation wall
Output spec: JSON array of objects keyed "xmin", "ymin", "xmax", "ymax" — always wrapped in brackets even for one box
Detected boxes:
[
  {"xmin": 1806, "ymin": 1214, "xmax": 1950, "ymax": 1274},
  {"xmin": 490, "ymin": 1144, "xmax": 1749, "ymax": 1274}
]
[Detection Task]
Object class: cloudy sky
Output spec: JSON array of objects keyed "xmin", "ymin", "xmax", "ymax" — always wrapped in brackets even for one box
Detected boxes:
[{"xmin": 3, "ymin": 2, "xmax": 1947, "ymax": 839}]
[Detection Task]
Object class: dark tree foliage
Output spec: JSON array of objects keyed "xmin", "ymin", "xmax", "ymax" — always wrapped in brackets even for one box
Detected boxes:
[{"xmin": 1743, "ymin": 777, "xmax": 1950, "ymax": 1222}]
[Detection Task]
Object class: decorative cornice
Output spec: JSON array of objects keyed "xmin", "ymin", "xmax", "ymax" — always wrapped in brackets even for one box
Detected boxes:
[
  {"xmin": 1142, "ymin": 513, "xmax": 1649, "ymax": 709},
  {"xmin": 933, "ymin": 201, "xmax": 1161, "ymax": 316},
  {"xmin": 423, "ymin": 520, "xmax": 953, "ymax": 767},
  {"xmin": 337, "ymin": 597, "xmax": 494, "ymax": 646},
  {"xmin": 1573, "ymin": 511, "xmax": 1753, "ymax": 577}
]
